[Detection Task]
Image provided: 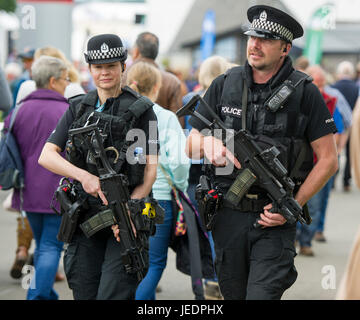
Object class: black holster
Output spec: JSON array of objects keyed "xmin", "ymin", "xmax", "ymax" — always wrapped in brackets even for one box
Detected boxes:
[
  {"xmin": 52, "ymin": 178, "xmax": 88, "ymax": 243},
  {"xmin": 195, "ymin": 175, "xmax": 222, "ymax": 231},
  {"xmin": 57, "ymin": 204, "xmax": 80, "ymax": 243}
]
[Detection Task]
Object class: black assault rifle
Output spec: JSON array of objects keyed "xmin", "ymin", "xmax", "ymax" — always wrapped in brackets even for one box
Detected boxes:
[
  {"xmin": 177, "ymin": 95, "xmax": 307, "ymax": 227},
  {"xmin": 68, "ymin": 121, "xmax": 149, "ymax": 280}
]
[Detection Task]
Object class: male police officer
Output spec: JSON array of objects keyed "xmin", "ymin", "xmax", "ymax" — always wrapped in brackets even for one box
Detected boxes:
[
  {"xmin": 39, "ymin": 34, "xmax": 159, "ymax": 300},
  {"xmin": 186, "ymin": 5, "xmax": 338, "ymax": 299}
]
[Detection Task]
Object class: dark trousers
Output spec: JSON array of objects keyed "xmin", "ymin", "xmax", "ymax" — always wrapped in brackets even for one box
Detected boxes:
[
  {"xmin": 63, "ymin": 229, "xmax": 140, "ymax": 300},
  {"xmin": 211, "ymin": 207, "xmax": 297, "ymax": 300}
]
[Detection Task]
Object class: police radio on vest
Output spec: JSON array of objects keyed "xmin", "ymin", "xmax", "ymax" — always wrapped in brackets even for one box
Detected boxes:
[{"xmin": 265, "ymin": 80, "xmax": 295, "ymax": 112}]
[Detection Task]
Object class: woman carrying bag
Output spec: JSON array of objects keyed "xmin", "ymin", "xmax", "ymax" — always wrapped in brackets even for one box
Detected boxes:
[{"xmin": 125, "ymin": 61, "xmax": 191, "ymax": 299}]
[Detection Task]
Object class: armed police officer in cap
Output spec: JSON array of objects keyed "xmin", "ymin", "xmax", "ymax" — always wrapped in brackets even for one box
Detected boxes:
[
  {"xmin": 39, "ymin": 34, "xmax": 159, "ymax": 300},
  {"xmin": 184, "ymin": 5, "xmax": 338, "ymax": 300}
]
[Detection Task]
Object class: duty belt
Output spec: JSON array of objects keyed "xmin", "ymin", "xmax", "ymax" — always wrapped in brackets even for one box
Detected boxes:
[{"xmin": 222, "ymin": 194, "xmax": 269, "ymax": 212}]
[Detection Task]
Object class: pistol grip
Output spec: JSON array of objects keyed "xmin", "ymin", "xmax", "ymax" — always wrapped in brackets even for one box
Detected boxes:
[
  {"xmin": 253, "ymin": 219, "xmax": 262, "ymax": 229},
  {"xmin": 269, "ymin": 202, "xmax": 277, "ymax": 213},
  {"xmin": 253, "ymin": 202, "xmax": 277, "ymax": 229}
]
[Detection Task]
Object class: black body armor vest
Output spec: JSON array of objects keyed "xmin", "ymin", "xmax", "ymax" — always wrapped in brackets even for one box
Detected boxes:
[
  {"xmin": 211, "ymin": 58, "xmax": 314, "ymax": 193},
  {"xmin": 67, "ymin": 86, "xmax": 154, "ymax": 190}
]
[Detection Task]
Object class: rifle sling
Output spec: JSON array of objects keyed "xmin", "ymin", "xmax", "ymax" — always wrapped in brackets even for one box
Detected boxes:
[
  {"xmin": 242, "ymin": 80, "xmax": 248, "ymax": 130},
  {"xmin": 289, "ymin": 141, "xmax": 307, "ymax": 180}
]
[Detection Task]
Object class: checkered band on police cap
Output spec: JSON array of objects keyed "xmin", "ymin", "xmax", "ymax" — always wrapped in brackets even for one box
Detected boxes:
[
  {"xmin": 249, "ymin": 18, "xmax": 294, "ymax": 42},
  {"xmin": 87, "ymin": 46, "xmax": 127, "ymax": 61}
]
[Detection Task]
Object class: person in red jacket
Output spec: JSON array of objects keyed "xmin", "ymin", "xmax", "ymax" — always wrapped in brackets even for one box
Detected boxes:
[{"xmin": 296, "ymin": 65, "xmax": 338, "ymax": 256}]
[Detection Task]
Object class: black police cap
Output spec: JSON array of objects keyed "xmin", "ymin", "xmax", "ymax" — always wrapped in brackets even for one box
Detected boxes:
[
  {"xmin": 244, "ymin": 5, "xmax": 303, "ymax": 43},
  {"xmin": 84, "ymin": 34, "xmax": 127, "ymax": 64}
]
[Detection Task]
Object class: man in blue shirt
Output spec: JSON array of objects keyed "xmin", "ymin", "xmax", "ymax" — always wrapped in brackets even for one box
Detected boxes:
[{"xmin": 332, "ymin": 61, "xmax": 359, "ymax": 192}]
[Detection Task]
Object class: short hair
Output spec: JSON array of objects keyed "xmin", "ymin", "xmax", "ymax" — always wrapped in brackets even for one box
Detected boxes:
[
  {"xmin": 305, "ymin": 64, "xmax": 325, "ymax": 79},
  {"xmin": 31, "ymin": 56, "xmax": 67, "ymax": 89},
  {"xmin": 135, "ymin": 32, "xmax": 159, "ymax": 60},
  {"xmin": 294, "ymin": 56, "xmax": 310, "ymax": 72},
  {"xmin": 336, "ymin": 61, "xmax": 355, "ymax": 79},
  {"xmin": 126, "ymin": 61, "xmax": 161, "ymax": 97},
  {"xmin": 35, "ymin": 46, "xmax": 79, "ymax": 83},
  {"xmin": 305, "ymin": 64, "xmax": 326, "ymax": 88},
  {"xmin": 4, "ymin": 62, "xmax": 22, "ymax": 78},
  {"xmin": 34, "ymin": 46, "xmax": 67, "ymax": 61},
  {"xmin": 198, "ymin": 56, "xmax": 230, "ymax": 90}
]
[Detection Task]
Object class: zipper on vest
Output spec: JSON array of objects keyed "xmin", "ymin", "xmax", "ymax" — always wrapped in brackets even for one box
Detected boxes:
[{"xmin": 253, "ymin": 104, "xmax": 259, "ymax": 122}]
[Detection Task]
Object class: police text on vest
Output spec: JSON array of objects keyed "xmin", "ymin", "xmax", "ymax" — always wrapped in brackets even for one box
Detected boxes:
[{"xmin": 221, "ymin": 106, "xmax": 242, "ymax": 117}]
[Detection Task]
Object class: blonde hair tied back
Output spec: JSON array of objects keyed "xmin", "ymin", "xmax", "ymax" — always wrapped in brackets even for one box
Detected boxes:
[{"xmin": 126, "ymin": 61, "xmax": 161, "ymax": 96}]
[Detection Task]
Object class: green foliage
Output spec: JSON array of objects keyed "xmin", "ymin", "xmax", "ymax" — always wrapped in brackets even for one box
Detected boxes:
[{"xmin": 0, "ymin": 0, "xmax": 17, "ymax": 13}]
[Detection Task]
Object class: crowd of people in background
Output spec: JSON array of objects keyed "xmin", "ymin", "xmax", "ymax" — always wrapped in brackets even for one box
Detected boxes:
[
  {"xmin": 293, "ymin": 56, "xmax": 359, "ymax": 258},
  {"xmin": 1, "ymin": 30, "xmax": 360, "ymax": 300}
]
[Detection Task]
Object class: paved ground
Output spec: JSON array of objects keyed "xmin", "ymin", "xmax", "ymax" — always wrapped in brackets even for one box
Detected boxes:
[{"xmin": 0, "ymin": 156, "xmax": 359, "ymax": 300}]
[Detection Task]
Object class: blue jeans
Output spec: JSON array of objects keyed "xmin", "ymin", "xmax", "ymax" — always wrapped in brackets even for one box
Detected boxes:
[
  {"xmin": 296, "ymin": 176, "xmax": 334, "ymax": 247},
  {"xmin": 135, "ymin": 200, "xmax": 173, "ymax": 300},
  {"xmin": 316, "ymin": 176, "xmax": 334, "ymax": 232},
  {"xmin": 26, "ymin": 212, "xmax": 63, "ymax": 300}
]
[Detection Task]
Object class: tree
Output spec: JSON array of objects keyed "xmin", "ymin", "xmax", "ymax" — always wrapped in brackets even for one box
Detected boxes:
[{"xmin": 0, "ymin": 0, "xmax": 17, "ymax": 13}]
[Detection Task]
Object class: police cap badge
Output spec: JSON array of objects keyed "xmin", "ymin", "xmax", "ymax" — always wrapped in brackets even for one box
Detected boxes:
[{"xmin": 244, "ymin": 5, "xmax": 303, "ymax": 43}]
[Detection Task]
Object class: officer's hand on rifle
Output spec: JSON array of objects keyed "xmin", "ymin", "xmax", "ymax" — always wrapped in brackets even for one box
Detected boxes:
[
  {"xmin": 79, "ymin": 171, "xmax": 108, "ymax": 206},
  {"xmin": 257, "ymin": 203, "xmax": 287, "ymax": 228},
  {"xmin": 111, "ymin": 211, "xmax": 137, "ymax": 243},
  {"xmin": 111, "ymin": 224, "xmax": 121, "ymax": 242},
  {"xmin": 203, "ymin": 136, "xmax": 241, "ymax": 169}
]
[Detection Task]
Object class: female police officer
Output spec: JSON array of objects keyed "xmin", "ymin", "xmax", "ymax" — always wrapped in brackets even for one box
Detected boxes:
[
  {"xmin": 185, "ymin": 5, "xmax": 338, "ymax": 299},
  {"xmin": 39, "ymin": 34, "xmax": 158, "ymax": 300}
]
